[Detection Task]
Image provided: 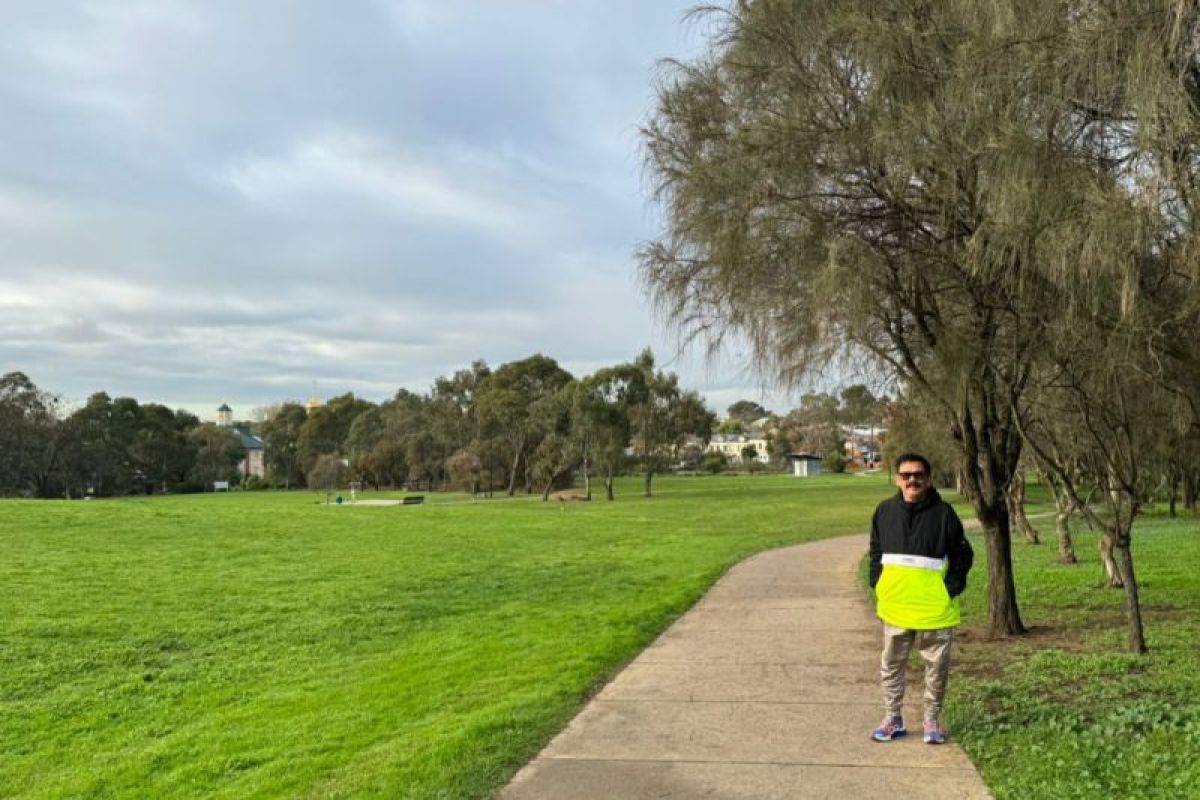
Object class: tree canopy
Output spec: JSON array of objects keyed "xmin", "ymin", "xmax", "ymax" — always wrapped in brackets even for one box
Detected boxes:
[{"xmin": 641, "ymin": 0, "xmax": 1200, "ymax": 644}]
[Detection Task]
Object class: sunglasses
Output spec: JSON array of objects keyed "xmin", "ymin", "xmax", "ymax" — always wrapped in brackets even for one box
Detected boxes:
[{"xmin": 897, "ymin": 471, "xmax": 928, "ymax": 480}]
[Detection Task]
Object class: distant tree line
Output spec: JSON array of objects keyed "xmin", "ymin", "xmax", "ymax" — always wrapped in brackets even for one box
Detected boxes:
[
  {"xmin": 0, "ymin": 349, "xmax": 716, "ymax": 501},
  {"xmin": 0, "ymin": 371, "xmax": 245, "ymax": 497},
  {"xmin": 273, "ymin": 349, "xmax": 715, "ymax": 500}
]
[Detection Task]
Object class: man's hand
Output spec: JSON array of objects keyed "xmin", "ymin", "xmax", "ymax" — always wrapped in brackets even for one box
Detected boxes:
[{"xmin": 944, "ymin": 575, "xmax": 965, "ymax": 598}]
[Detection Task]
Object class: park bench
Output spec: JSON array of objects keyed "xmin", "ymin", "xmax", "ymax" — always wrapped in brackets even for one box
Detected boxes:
[{"xmin": 401, "ymin": 496, "xmax": 425, "ymax": 506}]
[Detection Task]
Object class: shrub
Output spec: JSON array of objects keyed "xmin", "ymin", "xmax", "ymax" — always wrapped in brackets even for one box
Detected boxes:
[
  {"xmin": 823, "ymin": 449, "xmax": 846, "ymax": 473},
  {"xmin": 308, "ymin": 454, "xmax": 348, "ymax": 494},
  {"xmin": 701, "ymin": 452, "xmax": 727, "ymax": 474},
  {"xmin": 241, "ymin": 475, "xmax": 270, "ymax": 491}
]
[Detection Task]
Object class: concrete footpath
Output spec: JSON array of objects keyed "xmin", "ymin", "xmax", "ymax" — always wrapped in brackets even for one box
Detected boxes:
[{"xmin": 502, "ymin": 534, "xmax": 991, "ymax": 799}]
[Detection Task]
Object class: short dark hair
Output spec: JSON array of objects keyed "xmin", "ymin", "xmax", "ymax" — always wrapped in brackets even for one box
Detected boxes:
[{"xmin": 893, "ymin": 453, "xmax": 931, "ymax": 475}]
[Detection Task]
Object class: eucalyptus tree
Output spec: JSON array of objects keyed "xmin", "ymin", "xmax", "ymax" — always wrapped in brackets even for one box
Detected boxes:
[
  {"xmin": 261, "ymin": 402, "xmax": 308, "ymax": 489},
  {"xmin": 526, "ymin": 380, "xmax": 580, "ymax": 501},
  {"xmin": 839, "ymin": 385, "xmax": 883, "ymax": 428},
  {"xmin": 296, "ymin": 393, "xmax": 375, "ymax": 473},
  {"xmin": 617, "ymin": 349, "xmax": 714, "ymax": 497},
  {"xmin": 429, "ymin": 360, "xmax": 490, "ymax": 472},
  {"xmin": 582, "ymin": 366, "xmax": 636, "ymax": 501},
  {"xmin": 670, "ymin": 389, "xmax": 716, "ymax": 466},
  {"xmin": 63, "ymin": 393, "xmax": 144, "ymax": 497},
  {"xmin": 529, "ymin": 378, "xmax": 630, "ymax": 501},
  {"xmin": 405, "ymin": 431, "xmax": 442, "ymax": 490},
  {"xmin": 773, "ymin": 394, "xmax": 843, "ymax": 463},
  {"xmin": 307, "ymin": 453, "xmax": 347, "ymax": 503},
  {"xmin": 446, "ymin": 447, "xmax": 484, "ymax": 495},
  {"xmin": 532, "ymin": 433, "xmax": 581, "ymax": 501},
  {"xmin": 726, "ymin": 400, "xmax": 769, "ymax": 425},
  {"xmin": 128, "ymin": 403, "xmax": 197, "ymax": 494},
  {"xmin": 474, "ymin": 354, "xmax": 573, "ymax": 496},
  {"xmin": 189, "ymin": 423, "xmax": 245, "ymax": 488},
  {"xmin": 640, "ymin": 0, "xmax": 1071, "ymax": 633},
  {"xmin": 0, "ymin": 371, "xmax": 63, "ymax": 496}
]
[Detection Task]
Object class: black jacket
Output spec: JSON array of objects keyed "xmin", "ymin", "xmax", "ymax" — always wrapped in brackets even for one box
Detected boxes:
[{"xmin": 869, "ymin": 488, "xmax": 974, "ymax": 597}]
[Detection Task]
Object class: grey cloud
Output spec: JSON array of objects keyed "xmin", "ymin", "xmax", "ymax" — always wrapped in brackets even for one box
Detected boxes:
[{"xmin": 0, "ymin": 0, "xmax": 799, "ymax": 417}]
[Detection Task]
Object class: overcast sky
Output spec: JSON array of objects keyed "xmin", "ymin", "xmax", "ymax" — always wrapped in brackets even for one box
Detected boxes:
[{"xmin": 0, "ymin": 0, "xmax": 809, "ymax": 420}]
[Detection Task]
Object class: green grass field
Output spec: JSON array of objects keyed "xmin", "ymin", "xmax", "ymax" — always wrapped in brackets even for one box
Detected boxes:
[
  {"xmin": 1, "ymin": 473, "xmax": 891, "ymax": 799},
  {"xmin": 5, "ymin": 475, "xmax": 1196, "ymax": 798}
]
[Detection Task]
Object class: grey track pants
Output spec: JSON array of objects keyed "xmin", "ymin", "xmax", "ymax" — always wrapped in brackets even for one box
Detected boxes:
[{"xmin": 880, "ymin": 623, "xmax": 954, "ymax": 724}]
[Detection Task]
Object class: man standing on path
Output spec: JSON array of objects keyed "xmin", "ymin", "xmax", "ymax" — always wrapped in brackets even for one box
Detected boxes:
[{"xmin": 868, "ymin": 453, "xmax": 973, "ymax": 745}]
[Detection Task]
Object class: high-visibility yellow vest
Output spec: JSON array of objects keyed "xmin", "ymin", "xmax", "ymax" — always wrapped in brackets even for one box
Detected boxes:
[{"xmin": 874, "ymin": 553, "xmax": 960, "ymax": 629}]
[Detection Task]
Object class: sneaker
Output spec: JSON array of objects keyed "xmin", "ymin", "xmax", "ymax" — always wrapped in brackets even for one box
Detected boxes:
[
  {"xmin": 871, "ymin": 716, "xmax": 907, "ymax": 741},
  {"xmin": 923, "ymin": 721, "xmax": 947, "ymax": 744}
]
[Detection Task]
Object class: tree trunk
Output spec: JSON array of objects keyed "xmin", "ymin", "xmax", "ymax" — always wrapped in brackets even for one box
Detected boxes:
[
  {"xmin": 1055, "ymin": 501, "xmax": 1078, "ymax": 564},
  {"xmin": 955, "ymin": 466, "xmax": 969, "ymax": 500},
  {"xmin": 953, "ymin": 398, "xmax": 1025, "ymax": 637},
  {"xmin": 582, "ymin": 439, "xmax": 592, "ymax": 501},
  {"xmin": 643, "ymin": 469, "xmax": 653, "ymax": 497},
  {"xmin": 506, "ymin": 435, "xmax": 524, "ymax": 496},
  {"xmin": 1042, "ymin": 470, "xmax": 1077, "ymax": 563},
  {"xmin": 605, "ymin": 473, "xmax": 615, "ymax": 501},
  {"xmin": 1007, "ymin": 473, "xmax": 1040, "ymax": 544},
  {"xmin": 540, "ymin": 465, "xmax": 572, "ymax": 501},
  {"xmin": 1098, "ymin": 534, "xmax": 1122, "ymax": 587},
  {"xmin": 978, "ymin": 500, "xmax": 1027, "ymax": 637},
  {"xmin": 1111, "ymin": 524, "xmax": 1147, "ymax": 654}
]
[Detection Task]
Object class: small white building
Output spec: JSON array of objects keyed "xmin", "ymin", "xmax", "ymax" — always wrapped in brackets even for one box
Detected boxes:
[{"xmin": 787, "ymin": 453, "xmax": 823, "ymax": 477}]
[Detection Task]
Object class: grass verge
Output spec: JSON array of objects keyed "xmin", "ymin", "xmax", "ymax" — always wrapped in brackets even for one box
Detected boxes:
[{"xmin": 948, "ymin": 514, "xmax": 1200, "ymax": 799}]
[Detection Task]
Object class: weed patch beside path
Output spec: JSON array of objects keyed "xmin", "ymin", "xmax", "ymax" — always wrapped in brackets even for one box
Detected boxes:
[{"xmin": 948, "ymin": 516, "xmax": 1200, "ymax": 799}]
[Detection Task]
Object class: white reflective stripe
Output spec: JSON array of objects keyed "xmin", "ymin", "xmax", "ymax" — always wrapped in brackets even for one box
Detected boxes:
[{"xmin": 881, "ymin": 553, "xmax": 946, "ymax": 571}]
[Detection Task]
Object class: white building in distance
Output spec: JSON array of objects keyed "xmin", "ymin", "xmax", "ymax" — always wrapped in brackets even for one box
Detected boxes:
[{"xmin": 708, "ymin": 433, "xmax": 772, "ymax": 464}]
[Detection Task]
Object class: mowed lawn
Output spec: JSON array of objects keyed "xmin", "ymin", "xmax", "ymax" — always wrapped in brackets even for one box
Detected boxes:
[{"xmin": 1, "ymin": 473, "xmax": 892, "ymax": 799}]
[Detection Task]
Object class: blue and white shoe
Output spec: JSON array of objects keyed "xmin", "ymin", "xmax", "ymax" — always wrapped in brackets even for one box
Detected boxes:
[
  {"xmin": 871, "ymin": 716, "xmax": 907, "ymax": 741},
  {"xmin": 923, "ymin": 721, "xmax": 947, "ymax": 744}
]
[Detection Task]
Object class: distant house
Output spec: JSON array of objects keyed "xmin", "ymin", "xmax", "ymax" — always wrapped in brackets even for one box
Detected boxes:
[
  {"xmin": 234, "ymin": 428, "xmax": 266, "ymax": 478},
  {"xmin": 213, "ymin": 404, "xmax": 265, "ymax": 480},
  {"xmin": 786, "ymin": 453, "xmax": 823, "ymax": 477},
  {"xmin": 841, "ymin": 424, "xmax": 885, "ymax": 469},
  {"xmin": 708, "ymin": 433, "xmax": 772, "ymax": 464}
]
